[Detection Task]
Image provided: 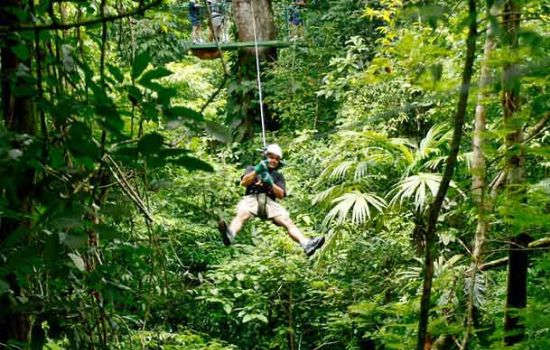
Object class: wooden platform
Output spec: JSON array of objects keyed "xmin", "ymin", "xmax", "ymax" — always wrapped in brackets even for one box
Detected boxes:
[{"xmin": 184, "ymin": 40, "xmax": 296, "ymax": 51}]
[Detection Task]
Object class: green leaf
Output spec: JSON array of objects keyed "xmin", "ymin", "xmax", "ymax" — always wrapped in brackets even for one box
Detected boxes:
[
  {"xmin": 164, "ymin": 106, "xmax": 204, "ymax": 128},
  {"xmin": 59, "ymin": 233, "xmax": 88, "ymax": 249},
  {"xmin": 242, "ymin": 314, "xmax": 254, "ymax": 323},
  {"xmin": 128, "ymin": 85, "xmax": 142, "ymax": 105},
  {"xmin": 138, "ymin": 132, "xmax": 164, "ymax": 154},
  {"xmin": 67, "ymin": 122, "xmax": 100, "ymax": 159},
  {"xmin": 256, "ymin": 314, "xmax": 268, "ymax": 323},
  {"xmin": 131, "ymin": 51, "xmax": 150, "ymax": 79},
  {"xmin": 11, "ymin": 44, "xmax": 29, "ymax": 60},
  {"xmin": 107, "ymin": 64, "xmax": 124, "ymax": 83},
  {"xmin": 0, "ymin": 279, "xmax": 9, "ymax": 294},
  {"xmin": 170, "ymin": 155, "xmax": 213, "ymax": 172},
  {"xmin": 205, "ymin": 120, "xmax": 232, "ymax": 143},
  {"xmin": 138, "ymin": 67, "xmax": 173, "ymax": 84},
  {"xmin": 68, "ymin": 253, "xmax": 86, "ymax": 272},
  {"xmin": 139, "ymin": 80, "xmax": 164, "ymax": 92}
]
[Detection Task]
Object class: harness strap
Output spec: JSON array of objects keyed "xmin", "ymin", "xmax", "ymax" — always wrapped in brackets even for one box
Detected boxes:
[{"xmin": 256, "ymin": 193, "xmax": 268, "ymax": 219}]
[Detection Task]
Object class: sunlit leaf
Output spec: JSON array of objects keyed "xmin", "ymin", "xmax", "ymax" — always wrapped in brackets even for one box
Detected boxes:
[{"xmin": 68, "ymin": 253, "xmax": 86, "ymax": 272}]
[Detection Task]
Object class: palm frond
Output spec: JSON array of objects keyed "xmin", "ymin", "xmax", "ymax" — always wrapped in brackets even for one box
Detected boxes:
[
  {"xmin": 329, "ymin": 161, "xmax": 355, "ymax": 180},
  {"xmin": 416, "ymin": 124, "xmax": 450, "ymax": 162},
  {"xmin": 312, "ymin": 185, "xmax": 340, "ymax": 204},
  {"xmin": 423, "ymin": 156, "xmax": 446, "ymax": 170},
  {"xmin": 389, "ymin": 173, "xmax": 443, "ymax": 211},
  {"xmin": 322, "ymin": 191, "xmax": 387, "ymax": 226},
  {"xmin": 354, "ymin": 161, "xmax": 370, "ymax": 181},
  {"xmin": 390, "ymin": 138, "xmax": 416, "ymax": 164},
  {"xmin": 434, "ymin": 254, "xmax": 463, "ymax": 275},
  {"xmin": 533, "ymin": 178, "xmax": 550, "ymax": 194}
]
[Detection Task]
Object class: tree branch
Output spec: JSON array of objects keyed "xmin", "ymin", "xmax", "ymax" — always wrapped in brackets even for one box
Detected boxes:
[
  {"xmin": 0, "ymin": 0, "xmax": 162, "ymax": 33},
  {"xmin": 104, "ymin": 154, "xmax": 155, "ymax": 223},
  {"xmin": 524, "ymin": 112, "xmax": 550, "ymax": 143},
  {"xmin": 480, "ymin": 237, "xmax": 550, "ymax": 270}
]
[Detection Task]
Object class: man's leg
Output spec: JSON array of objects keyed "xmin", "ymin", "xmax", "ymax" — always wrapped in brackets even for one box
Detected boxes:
[
  {"xmin": 272, "ymin": 215, "xmax": 309, "ymax": 247},
  {"xmin": 271, "ymin": 209, "xmax": 325, "ymax": 256},
  {"xmin": 229, "ymin": 208, "xmax": 252, "ymax": 236},
  {"xmin": 192, "ymin": 24, "xmax": 203, "ymax": 43},
  {"xmin": 219, "ymin": 196, "xmax": 256, "ymax": 246}
]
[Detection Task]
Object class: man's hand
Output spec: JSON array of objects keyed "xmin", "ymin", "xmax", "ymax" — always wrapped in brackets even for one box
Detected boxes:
[
  {"xmin": 254, "ymin": 159, "xmax": 269, "ymax": 174},
  {"xmin": 260, "ymin": 172, "xmax": 274, "ymax": 187}
]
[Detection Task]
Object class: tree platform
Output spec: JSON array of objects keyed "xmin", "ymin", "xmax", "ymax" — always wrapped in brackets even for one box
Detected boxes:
[{"xmin": 185, "ymin": 40, "xmax": 296, "ymax": 51}]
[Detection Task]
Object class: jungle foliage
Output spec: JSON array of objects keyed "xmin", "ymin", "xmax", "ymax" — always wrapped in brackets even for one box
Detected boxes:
[{"xmin": 0, "ymin": 0, "xmax": 548, "ymax": 349}]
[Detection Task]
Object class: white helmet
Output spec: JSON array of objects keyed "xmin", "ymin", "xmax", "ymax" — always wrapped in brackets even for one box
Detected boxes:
[{"xmin": 265, "ymin": 144, "xmax": 283, "ymax": 159}]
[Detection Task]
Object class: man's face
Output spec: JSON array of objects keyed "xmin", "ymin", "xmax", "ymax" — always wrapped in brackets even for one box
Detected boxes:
[{"xmin": 266, "ymin": 153, "xmax": 280, "ymax": 169}]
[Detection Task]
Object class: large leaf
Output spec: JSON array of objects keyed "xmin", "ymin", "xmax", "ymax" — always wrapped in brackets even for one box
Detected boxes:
[
  {"xmin": 138, "ymin": 67, "xmax": 173, "ymax": 84},
  {"xmin": 107, "ymin": 64, "xmax": 124, "ymax": 83},
  {"xmin": 389, "ymin": 173, "xmax": 457, "ymax": 211},
  {"xmin": 169, "ymin": 155, "xmax": 213, "ymax": 172},
  {"xmin": 205, "ymin": 120, "xmax": 232, "ymax": 144},
  {"xmin": 323, "ymin": 191, "xmax": 386, "ymax": 226},
  {"xmin": 131, "ymin": 51, "xmax": 151, "ymax": 80},
  {"xmin": 164, "ymin": 106, "xmax": 204, "ymax": 128},
  {"xmin": 68, "ymin": 253, "xmax": 86, "ymax": 272},
  {"xmin": 0, "ymin": 279, "xmax": 9, "ymax": 294},
  {"xmin": 127, "ymin": 85, "xmax": 142, "ymax": 105},
  {"xmin": 66, "ymin": 122, "xmax": 100, "ymax": 159},
  {"xmin": 312, "ymin": 185, "xmax": 340, "ymax": 205},
  {"xmin": 138, "ymin": 132, "xmax": 164, "ymax": 155},
  {"xmin": 329, "ymin": 161, "xmax": 354, "ymax": 180}
]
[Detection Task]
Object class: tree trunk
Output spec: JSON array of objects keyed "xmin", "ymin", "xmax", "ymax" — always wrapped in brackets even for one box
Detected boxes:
[
  {"xmin": 504, "ymin": 233, "xmax": 531, "ymax": 345},
  {"xmin": 0, "ymin": 0, "xmax": 36, "ymax": 344},
  {"xmin": 232, "ymin": 0, "xmax": 277, "ymax": 57},
  {"xmin": 415, "ymin": 1, "xmax": 478, "ymax": 349},
  {"xmin": 229, "ymin": 0, "xmax": 279, "ymax": 141},
  {"xmin": 500, "ymin": 1, "xmax": 531, "ymax": 345},
  {"xmin": 461, "ymin": 1, "xmax": 498, "ymax": 348}
]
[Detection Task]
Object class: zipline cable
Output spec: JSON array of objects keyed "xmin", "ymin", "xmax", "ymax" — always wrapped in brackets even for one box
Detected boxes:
[{"xmin": 250, "ymin": 0, "xmax": 267, "ymax": 148}]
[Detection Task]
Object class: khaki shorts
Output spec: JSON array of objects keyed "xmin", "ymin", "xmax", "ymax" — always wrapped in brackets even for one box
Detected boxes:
[{"xmin": 237, "ymin": 194, "xmax": 290, "ymax": 219}]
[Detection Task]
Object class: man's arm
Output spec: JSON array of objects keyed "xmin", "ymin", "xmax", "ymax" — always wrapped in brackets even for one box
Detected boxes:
[
  {"xmin": 240, "ymin": 171, "xmax": 257, "ymax": 187},
  {"xmin": 271, "ymin": 184, "xmax": 285, "ymax": 199},
  {"xmin": 241, "ymin": 161, "xmax": 269, "ymax": 187}
]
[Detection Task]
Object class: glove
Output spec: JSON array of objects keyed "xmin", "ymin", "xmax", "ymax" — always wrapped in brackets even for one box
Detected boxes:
[
  {"xmin": 260, "ymin": 172, "xmax": 274, "ymax": 187},
  {"xmin": 254, "ymin": 159, "xmax": 269, "ymax": 174}
]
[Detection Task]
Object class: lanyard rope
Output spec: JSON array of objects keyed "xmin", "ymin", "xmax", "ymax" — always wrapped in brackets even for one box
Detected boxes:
[{"xmin": 250, "ymin": 1, "xmax": 267, "ymax": 148}]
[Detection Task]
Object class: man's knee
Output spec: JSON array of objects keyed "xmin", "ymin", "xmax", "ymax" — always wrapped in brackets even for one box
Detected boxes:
[
  {"xmin": 274, "ymin": 215, "xmax": 293, "ymax": 228},
  {"xmin": 237, "ymin": 209, "xmax": 252, "ymax": 221}
]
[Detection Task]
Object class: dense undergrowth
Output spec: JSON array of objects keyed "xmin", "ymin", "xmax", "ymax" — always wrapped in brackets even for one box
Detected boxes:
[{"xmin": 1, "ymin": 0, "xmax": 549, "ymax": 349}]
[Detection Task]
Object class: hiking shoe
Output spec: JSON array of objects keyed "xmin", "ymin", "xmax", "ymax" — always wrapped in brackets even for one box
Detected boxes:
[
  {"xmin": 218, "ymin": 220, "xmax": 232, "ymax": 246},
  {"xmin": 304, "ymin": 236, "xmax": 325, "ymax": 256}
]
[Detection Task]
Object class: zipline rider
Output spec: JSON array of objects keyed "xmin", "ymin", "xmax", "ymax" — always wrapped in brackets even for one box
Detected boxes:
[{"xmin": 218, "ymin": 144, "xmax": 325, "ymax": 256}]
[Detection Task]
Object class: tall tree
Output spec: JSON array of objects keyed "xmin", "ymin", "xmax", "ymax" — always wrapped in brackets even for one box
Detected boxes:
[
  {"xmin": 461, "ymin": 1, "xmax": 498, "ymax": 347},
  {"xmin": 229, "ymin": 0, "xmax": 279, "ymax": 141},
  {"xmin": 501, "ymin": 0, "xmax": 531, "ymax": 345},
  {"xmin": 415, "ymin": 1, "xmax": 478, "ymax": 349},
  {"xmin": 0, "ymin": 0, "xmax": 36, "ymax": 343}
]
